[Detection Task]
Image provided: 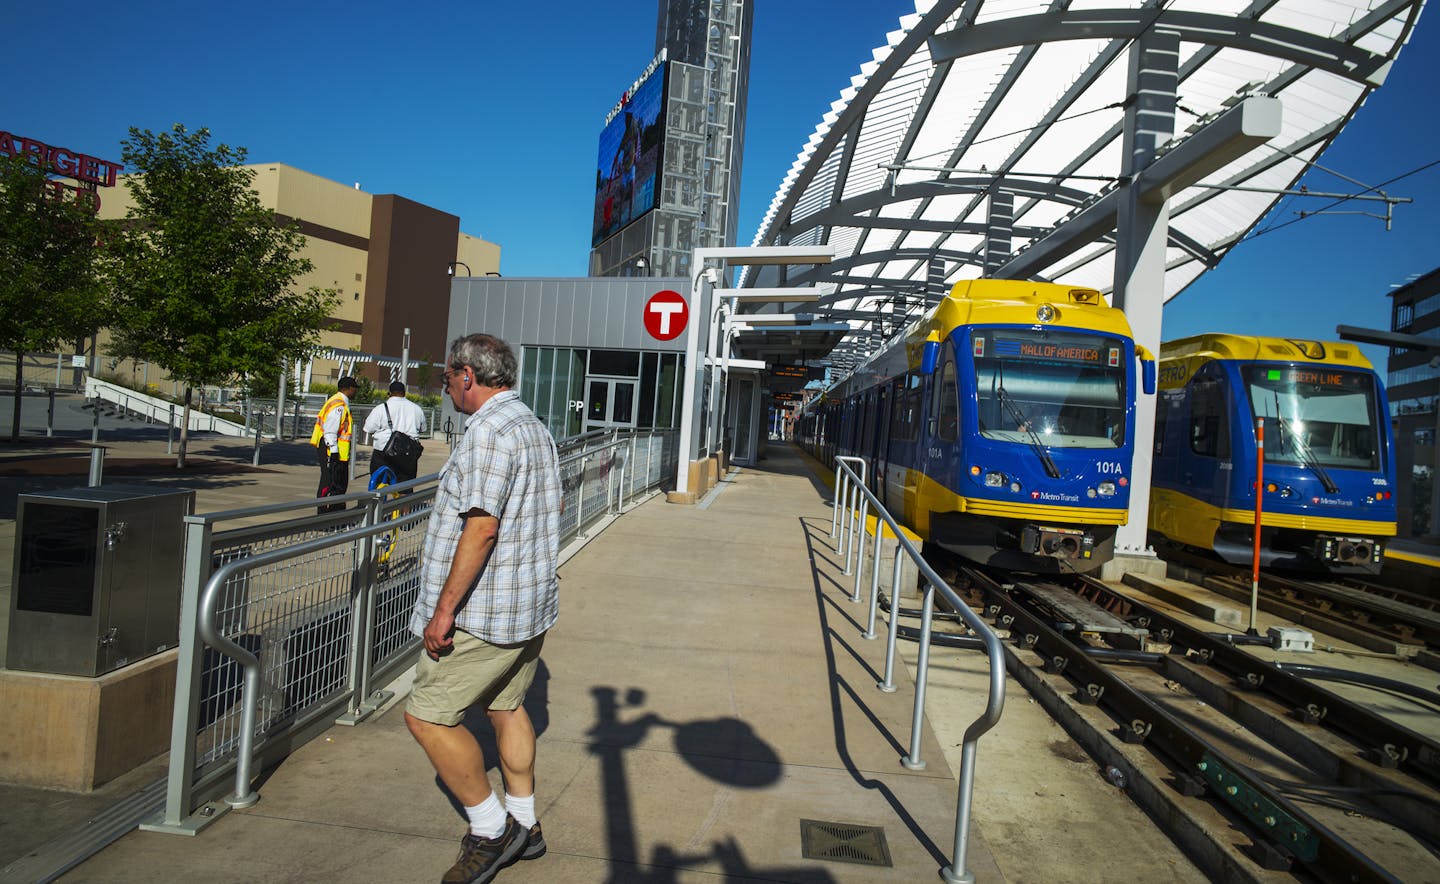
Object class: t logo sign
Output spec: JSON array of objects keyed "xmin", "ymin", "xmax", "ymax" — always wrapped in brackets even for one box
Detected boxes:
[{"xmin": 643, "ymin": 290, "xmax": 689, "ymax": 341}]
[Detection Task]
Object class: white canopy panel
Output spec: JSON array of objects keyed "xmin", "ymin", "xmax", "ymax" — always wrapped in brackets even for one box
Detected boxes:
[{"xmin": 743, "ymin": 0, "xmax": 1427, "ymax": 354}]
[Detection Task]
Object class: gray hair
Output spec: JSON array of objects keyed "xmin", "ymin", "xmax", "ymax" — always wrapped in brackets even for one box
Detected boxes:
[{"xmin": 449, "ymin": 334, "xmax": 517, "ymax": 388}]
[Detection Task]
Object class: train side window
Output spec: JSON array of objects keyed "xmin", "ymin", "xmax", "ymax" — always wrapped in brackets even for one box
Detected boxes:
[
  {"xmin": 891, "ymin": 375, "xmax": 922, "ymax": 442},
  {"xmin": 934, "ymin": 354, "xmax": 959, "ymax": 442},
  {"xmin": 1155, "ymin": 399, "xmax": 1168, "ymax": 456},
  {"xmin": 1189, "ymin": 381, "xmax": 1230, "ymax": 458}
]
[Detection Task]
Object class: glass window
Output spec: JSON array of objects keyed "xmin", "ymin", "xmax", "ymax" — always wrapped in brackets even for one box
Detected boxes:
[
  {"xmin": 1243, "ymin": 365, "xmax": 1380, "ymax": 470},
  {"xmin": 535, "ymin": 348, "xmax": 555, "ymax": 429},
  {"xmin": 520, "ymin": 347, "xmax": 539, "ymax": 412},
  {"xmin": 567, "ymin": 349, "xmax": 586, "ymax": 437},
  {"xmin": 972, "ymin": 330, "xmax": 1126, "ymax": 449},
  {"xmin": 638, "ymin": 352, "xmax": 658, "ymax": 428},
  {"xmin": 935, "ymin": 353, "xmax": 959, "ymax": 442},
  {"xmin": 1188, "ymin": 380, "xmax": 1230, "ymax": 459},
  {"xmin": 589, "ymin": 349, "xmax": 640, "ymax": 377},
  {"xmin": 656, "ymin": 353, "xmax": 678, "ymax": 428}
]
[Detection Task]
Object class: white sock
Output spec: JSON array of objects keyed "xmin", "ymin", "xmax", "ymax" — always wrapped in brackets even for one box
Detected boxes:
[
  {"xmin": 464, "ymin": 793, "xmax": 507, "ymax": 839},
  {"xmin": 506, "ymin": 792, "xmax": 536, "ymax": 829}
]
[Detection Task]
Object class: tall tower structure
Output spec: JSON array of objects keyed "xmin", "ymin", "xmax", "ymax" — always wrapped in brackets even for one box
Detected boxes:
[{"xmin": 588, "ymin": 0, "xmax": 752, "ymax": 279}]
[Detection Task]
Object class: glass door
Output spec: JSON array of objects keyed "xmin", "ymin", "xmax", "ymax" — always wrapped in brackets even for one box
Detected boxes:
[{"xmin": 584, "ymin": 378, "xmax": 639, "ymax": 431}]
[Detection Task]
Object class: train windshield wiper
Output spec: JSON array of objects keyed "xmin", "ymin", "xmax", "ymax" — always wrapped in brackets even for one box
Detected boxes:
[
  {"xmin": 997, "ymin": 386, "xmax": 1061, "ymax": 478},
  {"xmin": 1270, "ymin": 391, "xmax": 1337, "ymax": 494},
  {"xmin": 1278, "ymin": 416, "xmax": 1339, "ymax": 494}
]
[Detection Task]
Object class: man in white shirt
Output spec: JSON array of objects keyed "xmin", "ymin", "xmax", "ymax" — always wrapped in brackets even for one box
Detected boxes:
[{"xmin": 364, "ymin": 381, "xmax": 428, "ymax": 482}]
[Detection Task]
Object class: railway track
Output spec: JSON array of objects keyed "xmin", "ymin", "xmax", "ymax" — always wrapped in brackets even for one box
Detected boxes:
[
  {"xmin": 921, "ymin": 561, "xmax": 1440, "ymax": 882},
  {"xmin": 1158, "ymin": 546, "xmax": 1440, "ymax": 656}
]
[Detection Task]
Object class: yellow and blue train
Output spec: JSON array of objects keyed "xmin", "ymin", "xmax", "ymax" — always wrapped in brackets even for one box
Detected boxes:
[
  {"xmin": 798, "ymin": 279, "xmax": 1154, "ymax": 574},
  {"xmin": 1148, "ymin": 334, "xmax": 1397, "ymax": 574}
]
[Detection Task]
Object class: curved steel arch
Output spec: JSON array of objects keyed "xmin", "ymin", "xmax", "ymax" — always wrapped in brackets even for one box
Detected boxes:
[{"xmin": 746, "ymin": 0, "xmax": 1424, "ymax": 340}]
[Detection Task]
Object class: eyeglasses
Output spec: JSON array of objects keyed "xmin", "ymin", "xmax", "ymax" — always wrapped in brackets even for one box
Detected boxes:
[{"xmin": 443, "ymin": 366, "xmax": 467, "ymax": 387}]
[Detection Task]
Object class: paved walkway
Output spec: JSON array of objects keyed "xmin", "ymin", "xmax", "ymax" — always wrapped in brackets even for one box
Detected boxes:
[{"xmin": 44, "ymin": 444, "xmax": 1000, "ymax": 883}]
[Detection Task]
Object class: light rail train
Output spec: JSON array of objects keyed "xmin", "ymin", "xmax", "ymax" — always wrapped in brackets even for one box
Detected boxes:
[
  {"xmin": 797, "ymin": 279, "xmax": 1154, "ymax": 574},
  {"xmin": 1148, "ymin": 334, "xmax": 1397, "ymax": 574}
]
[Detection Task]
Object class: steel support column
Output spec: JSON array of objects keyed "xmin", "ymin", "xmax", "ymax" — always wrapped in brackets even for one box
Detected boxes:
[{"xmin": 1112, "ymin": 30, "xmax": 1178, "ymax": 558}]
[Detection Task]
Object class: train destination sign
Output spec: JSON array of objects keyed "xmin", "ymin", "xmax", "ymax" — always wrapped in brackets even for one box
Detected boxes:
[
  {"xmin": 1266, "ymin": 368, "xmax": 1366, "ymax": 389},
  {"xmin": 987, "ymin": 336, "xmax": 1105, "ymax": 364}
]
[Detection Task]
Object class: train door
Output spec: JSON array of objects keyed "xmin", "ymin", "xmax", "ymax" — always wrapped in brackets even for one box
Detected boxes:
[
  {"xmin": 872, "ymin": 385, "xmax": 892, "ymax": 502},
  {"xmin": 1186, "ymin": 367, "xmax": 1233, "ymax": 514},
  {"xmin": 885, "ymin": 375, "xmax": 920, "ymax": 512}
]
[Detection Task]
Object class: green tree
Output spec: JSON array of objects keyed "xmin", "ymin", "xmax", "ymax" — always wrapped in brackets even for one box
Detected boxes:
[
  {"xmin": 106, "ymin": 124, "xmax": 339, "ymax": 467},
  {"xmin": 0, "ymin": 154, "xmax": 107, "ymax": 442}
]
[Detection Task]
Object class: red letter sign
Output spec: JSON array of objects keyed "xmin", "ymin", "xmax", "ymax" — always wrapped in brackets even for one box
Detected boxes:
[{"xmin": 643, "ymin": 289, "xmax": 689, "ymax": 341}]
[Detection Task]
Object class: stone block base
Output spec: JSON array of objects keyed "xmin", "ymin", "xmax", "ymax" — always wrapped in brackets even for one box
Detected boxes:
[{"xmin": 0, "ymin": 650, "xmax": 176, "ymax": 791}]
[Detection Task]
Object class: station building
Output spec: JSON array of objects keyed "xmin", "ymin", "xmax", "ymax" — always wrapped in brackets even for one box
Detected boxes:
[
  {"xmin": 95, "ymin": 163, "xmax": 498, "ymax": 394},
  {"xmin": 1387, "ymin": 266, "xmax": 1440, "ymax": 536}
]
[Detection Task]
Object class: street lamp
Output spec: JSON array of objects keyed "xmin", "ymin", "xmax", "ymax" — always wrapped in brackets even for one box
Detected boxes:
[{"xmin": 447, "ymin": 261, "xmax": 472, "ymax": 277}]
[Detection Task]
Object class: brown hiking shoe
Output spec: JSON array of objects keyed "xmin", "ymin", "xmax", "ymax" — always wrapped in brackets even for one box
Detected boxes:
[
  {"xmin": 442, "ymin": 815, "xmax": 527, "ymax": 884},
  {"xmin": 520, "ymin": 821, "xmax": 546, "ymax": 860}
]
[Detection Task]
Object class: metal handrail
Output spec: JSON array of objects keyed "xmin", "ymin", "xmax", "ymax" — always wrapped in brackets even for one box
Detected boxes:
[
  {"xmin": 197, "ymin": 506, "xmax": 430, "ymax": 809},
  {"xmin": 831, "ymin": 457, "xmax": 1006, "ymax": 884}
]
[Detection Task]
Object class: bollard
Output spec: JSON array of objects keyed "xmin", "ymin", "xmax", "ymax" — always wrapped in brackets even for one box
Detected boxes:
[
  {"xmin": 252, "ymin": 414, "xmax": 264, "ymax": 467},
  {"xmin": 46, "ymin": 389, "xmax": 55, "ymax": 437},
  {"xmin": 89, "ymin": 446, "xmax": 105, "ymax": 486}
]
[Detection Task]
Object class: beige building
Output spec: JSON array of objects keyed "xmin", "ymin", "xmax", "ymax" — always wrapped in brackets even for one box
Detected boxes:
[{"xmin": 95, "ymin": 163, "xmax": 498, "ymax": 393}]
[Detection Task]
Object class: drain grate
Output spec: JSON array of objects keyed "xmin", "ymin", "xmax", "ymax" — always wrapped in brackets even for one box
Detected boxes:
[{"xmin": 799, "ymin": 819, "xmax": 892, "ymax": 867}]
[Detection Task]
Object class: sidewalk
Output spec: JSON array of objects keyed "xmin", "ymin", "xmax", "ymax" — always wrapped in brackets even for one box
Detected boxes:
[{"xmin": 47, "ymin": 445, "xmax": 1000, "ymax": 883}]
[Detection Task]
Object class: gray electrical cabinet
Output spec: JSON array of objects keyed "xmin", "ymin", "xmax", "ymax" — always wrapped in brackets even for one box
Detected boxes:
[{"xmin": 8, "ymin": 485, "xmax": 194, "ymax": 677}]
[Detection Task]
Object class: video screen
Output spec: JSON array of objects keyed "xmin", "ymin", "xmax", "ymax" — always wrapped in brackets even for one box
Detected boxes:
[{"xmin": 592, "ymin": 65, "xmax": 667, "ymax": 247}]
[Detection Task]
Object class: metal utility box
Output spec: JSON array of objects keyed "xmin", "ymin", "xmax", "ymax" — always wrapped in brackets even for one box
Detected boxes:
[{"xmin": 8, "ymin": 485, "xmax": 195, "ymax": 676}]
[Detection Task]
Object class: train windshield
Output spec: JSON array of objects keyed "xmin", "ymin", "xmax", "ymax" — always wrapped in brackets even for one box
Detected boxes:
[
  {"xmin": 971, "ymin": 330, "xmax": 1127, "ymax": 450},
  {"xmin": 1243, "ymin": 366, "xmax": 1380, "ymax": 471}
]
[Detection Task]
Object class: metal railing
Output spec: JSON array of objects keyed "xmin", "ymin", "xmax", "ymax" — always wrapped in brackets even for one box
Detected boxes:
[
  {"xmin": 147, "ymin": 428, "xmax": 677, "ymax": 834},
  {"xmin": 830, "ymin": 457, "xmax": 1007, "ymax": 884}
]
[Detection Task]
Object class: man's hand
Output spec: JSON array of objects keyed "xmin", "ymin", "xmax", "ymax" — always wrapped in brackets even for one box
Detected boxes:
[{"xmin": 423, "ymin": 610, "xmax": 456, "ymax": 660}]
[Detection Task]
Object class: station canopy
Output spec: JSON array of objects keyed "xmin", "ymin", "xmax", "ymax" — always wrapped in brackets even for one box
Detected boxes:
[{"xmin": 739, "ymin": 0, "xmax": 1427, "ymax": 372}]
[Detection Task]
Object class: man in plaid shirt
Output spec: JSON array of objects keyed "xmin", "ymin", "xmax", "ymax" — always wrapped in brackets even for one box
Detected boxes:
[{"xmin": 405, "ymin": 333, "xmax": 560, "ymax": 884}]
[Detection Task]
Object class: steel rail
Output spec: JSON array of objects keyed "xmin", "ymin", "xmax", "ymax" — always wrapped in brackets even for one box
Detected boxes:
[
  {"xmin": 1075, "ymin": 575, "xmax": 1440, "ymax": 784},
  {"xmin": 964, "ymin": 566, "xmax": 1399, "ymax": 882}
]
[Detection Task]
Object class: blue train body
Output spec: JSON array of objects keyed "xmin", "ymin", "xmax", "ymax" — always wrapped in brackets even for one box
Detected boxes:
[
  {"xmin": 1149, "ymin": 334, "xmax": 1397, "ymax": 574},
  {"xmin": 798, "ymin": 280, "xmax": 1153, "ymax": 574}
]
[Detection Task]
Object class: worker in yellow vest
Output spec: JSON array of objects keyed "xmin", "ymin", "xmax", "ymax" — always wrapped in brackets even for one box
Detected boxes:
[{"xmin": 311, "ymin": 376, "xmax": 358, "ymax": 512}]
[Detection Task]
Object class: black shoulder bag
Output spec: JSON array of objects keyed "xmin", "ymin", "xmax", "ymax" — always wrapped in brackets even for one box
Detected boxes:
[{"xmin": 381, "ymin": 401, "xmax": 424, "ymax": 476}]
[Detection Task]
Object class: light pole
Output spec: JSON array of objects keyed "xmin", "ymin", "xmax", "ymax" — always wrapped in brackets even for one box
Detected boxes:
[
  {"xmin": 400, "ymin": 327, "xmax": 411, "ymax": 388},
  {"xmin": 447, "ymin": 261, "xmax": 472, "ymax": 277}
]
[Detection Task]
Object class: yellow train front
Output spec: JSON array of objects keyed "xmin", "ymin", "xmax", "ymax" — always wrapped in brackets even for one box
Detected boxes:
[
  {"xmin": 798, "ymin": 279, "xmax": 1153, "ymax": 574},
  {"xmin": 1149, "ymin": 334, "xmax": 1398, "ymax": 574}
]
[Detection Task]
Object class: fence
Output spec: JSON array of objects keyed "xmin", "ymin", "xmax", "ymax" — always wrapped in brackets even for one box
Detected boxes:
[
  {"xmin": 830, "ymin": 456, "xmax": 1007, "ymax": 884},
  {"xmin": 145, "ymin": 428, "xmax": 677, "ymax": 834}
]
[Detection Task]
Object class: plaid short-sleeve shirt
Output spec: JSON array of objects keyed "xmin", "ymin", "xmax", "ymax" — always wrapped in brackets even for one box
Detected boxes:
[{"xmin": 410, "ymin": 391, "xmax": 561, "ymax": 644}]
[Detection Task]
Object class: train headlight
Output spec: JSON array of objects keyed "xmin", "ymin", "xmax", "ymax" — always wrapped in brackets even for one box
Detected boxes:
[
  {"xmin": 1036, "ymin": 304, "xmax": 1057, "ymax": 322},
  {"xmin": 984, "ymin": 471, "xmax": 1006, "ymax": 487},
  {"xmin": 1096, "ymin": 481, "xmax": 1117, "ymax": 497},
  {"xmin": 1086, "ymin": 487, "xmax": 1096, "ymax": 498},
  {"xmin": 1009, "ymin": 481, "xmax": 1022, "ymax": 493}
]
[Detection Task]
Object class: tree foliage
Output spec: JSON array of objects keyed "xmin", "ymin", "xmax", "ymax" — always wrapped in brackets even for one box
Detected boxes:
[
  {"xmin": 105, "ymin": 124, "xmax": 339, "ymax": 389},
  {"xmin": 0, "ymin": 153, "xmax": 106, "ymax": 355}
]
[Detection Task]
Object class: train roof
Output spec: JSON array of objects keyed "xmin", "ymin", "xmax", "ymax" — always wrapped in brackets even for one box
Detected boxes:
[
  {"xmin": 1159, "ymin": 333, "xmax": 1374, "ymax": 369},
  {"xmin": 924, "ymin": 279, "xmax": 1136, "ymax": 340}
]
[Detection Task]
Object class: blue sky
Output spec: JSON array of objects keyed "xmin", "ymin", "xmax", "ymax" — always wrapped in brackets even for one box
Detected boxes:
[{"xmin": 5, "ymin": 1, "xmax": 1436, "ymax": 369}]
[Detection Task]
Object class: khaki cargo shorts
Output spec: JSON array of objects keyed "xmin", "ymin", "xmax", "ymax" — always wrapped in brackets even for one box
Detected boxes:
[{"xmin": 406, "ymin": 630, "xmax": 545, "ymax": 726}]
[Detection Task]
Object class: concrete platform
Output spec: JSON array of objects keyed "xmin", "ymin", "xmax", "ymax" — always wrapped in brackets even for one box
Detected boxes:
[{"xmin": 2, "ymin": 436, "xmax": 1213, "ymax": 883}]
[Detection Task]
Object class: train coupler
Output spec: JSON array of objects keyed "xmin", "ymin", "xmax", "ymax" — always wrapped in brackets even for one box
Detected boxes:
[
  {"xmin": 1020, "ymin": 524, "xmax": 1096, "ymax": 561},
  {"xmin": 1312, "ymin": 534, "xmax": 1382, "ymax": 567}
]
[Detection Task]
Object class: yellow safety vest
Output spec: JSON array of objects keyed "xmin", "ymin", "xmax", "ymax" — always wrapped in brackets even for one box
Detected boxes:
[{"xmin": 309, "ymin": 392, "xmax": 353, "ymax": 461}]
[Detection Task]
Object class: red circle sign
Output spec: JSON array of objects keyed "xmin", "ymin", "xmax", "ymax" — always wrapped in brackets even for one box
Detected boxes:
[{"xmin": 643, "ymin": 289, "xmax": 689, "ymax": 341}]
